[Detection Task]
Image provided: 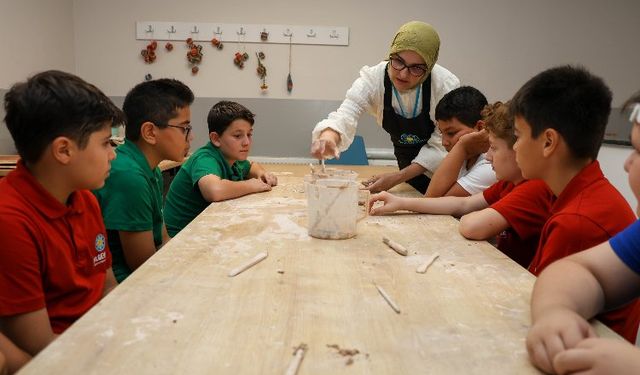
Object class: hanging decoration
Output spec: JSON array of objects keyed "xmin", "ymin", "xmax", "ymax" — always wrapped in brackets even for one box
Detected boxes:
[
  {"xmin": 165, "ymin": 42, "xmax": 174, "ymax": 51},
  {"xmin": 140, "ymin": 40, "xmax": 158, "ymax": 64},
  {"xmin": 144, "ymin": 73, "xmax": 153, "ymax": 81},
  {"xmin": 260, "ymin": 30, "xmax": 269, "ymax": 41},
  {"xmin": 234, "ymin": 52, "xmax": 249, "ymax": 68},
  {"xmin": 286, "ymin": 35, "xmax": 294, "ymax": 93},
  {"xmin": 233, "ymin": 30, "xmax": 249, "ymax": 69},
  {"xmin": 211, "ymin": 38, "xmax": 223, "ymax": 50},
  {"xmin": 256, "ymin": 52, "xmax": 267, "ymax": 91},
  {"xmin": 186, "ymin": 38, "xmax": 203, "ymax": 75}
]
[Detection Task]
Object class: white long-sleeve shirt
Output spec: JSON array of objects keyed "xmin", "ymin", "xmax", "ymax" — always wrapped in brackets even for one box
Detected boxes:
[{"xmin": 312, "ymin": 61, "xmax": 460, "ymax": 175}]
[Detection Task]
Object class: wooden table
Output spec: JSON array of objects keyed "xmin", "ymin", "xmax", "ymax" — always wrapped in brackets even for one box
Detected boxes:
[
  {"xmin": 0, "ymin": 155, "xmax": 19, "ymax": 177},
  {"xmin": 19, "ymin": 164, "xmax": 616, "ymax": 375}
]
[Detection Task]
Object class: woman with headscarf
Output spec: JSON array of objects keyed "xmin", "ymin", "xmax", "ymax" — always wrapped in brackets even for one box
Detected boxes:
[{"xmin": 310, "ymin": 21, "xmax": 460, "ymax": 194}]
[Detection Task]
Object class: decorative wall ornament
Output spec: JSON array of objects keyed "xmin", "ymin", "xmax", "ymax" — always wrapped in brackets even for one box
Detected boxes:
[
  {"xmin": 140, "ymin": 40, "xmax": 158, "ymax": 63},
  {"xmin": 256, "ymin": 52, "xmax": 267, "ymax": 91},
  {"xmin": 186, "ymin": 38, "xmax": 203, "ymax": 74}
]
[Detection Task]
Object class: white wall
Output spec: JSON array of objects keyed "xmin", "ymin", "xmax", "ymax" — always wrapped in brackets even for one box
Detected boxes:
[
  {"xmin": 72, "ymin": 0, "xmax": 640, "ymax": 104},
  {"xmin": 1, "ymin": 0, "xmax": 639, "ymax": 207},
  {"xmin": 0, "ymin": 0, "xmax": 75, "ymax": 89},
  {"xmin": 0, "ymin": 0, "xmax": 75, "ymax": 153}
]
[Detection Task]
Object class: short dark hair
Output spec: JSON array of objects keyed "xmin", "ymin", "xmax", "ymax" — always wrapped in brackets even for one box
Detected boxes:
[
  {"xmin": 4, "ymin": 70, "xmax": 124, "ymax": 164},
  {"xmin": 510, "ymin": 65, "xmax": 612, "ymax": 160},
  {"xmin": 207, "ymin": 101, "xmax": 255, "ymax": 134},
  {"xmin": 435, "ymin": 86, "xmax": 488, "ymax": 127},
  {"xmin": 122, "ymin": 78, "xmax": 194, "ymax": 141}
]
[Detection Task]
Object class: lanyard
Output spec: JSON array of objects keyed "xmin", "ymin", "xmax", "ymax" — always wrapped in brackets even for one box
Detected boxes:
[{"xmin": 392, "ymin": 84, "xmax": 421, "ymax": 119}]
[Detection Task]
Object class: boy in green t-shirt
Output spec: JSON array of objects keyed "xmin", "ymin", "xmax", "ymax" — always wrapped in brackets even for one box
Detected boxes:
[
  {"xmin": 164, "ymin": 101, "xmax": 277, "ymax": 237},
  {"xmin": 94, "ymin": 79, "xmax": 194, "ymax": 282}
]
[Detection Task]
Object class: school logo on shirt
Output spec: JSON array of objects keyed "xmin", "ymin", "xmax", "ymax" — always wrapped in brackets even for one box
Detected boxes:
[
  {"xmin": 93, "ymin": 233, "xmax": 107, "ymax": 267},
  {"xmin": 399, "ymin": 133, "xmax": 425, "ymax": 145},
  {"xmin": 95, "ymin": 234, "xmax": 106, "ymax": 252}
]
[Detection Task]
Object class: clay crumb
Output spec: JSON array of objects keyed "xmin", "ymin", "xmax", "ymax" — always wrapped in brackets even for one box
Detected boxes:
[
  {"xmin": 277, "ymin": 269, "xmax": 285, "ymax": 274},
  {"xmin": 326, "ymin": 344, "xmax": 361, "ymax": 366},
  {"xmin": 346, "ymin": 358, "xmax": 354, "ymax": 366},
  {"xmin": 172, "ymin": 319, "xmax": 177, "ymax": 323}
]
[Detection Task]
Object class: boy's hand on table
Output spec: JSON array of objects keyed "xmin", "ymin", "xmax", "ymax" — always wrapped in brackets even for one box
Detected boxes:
[
  {"xmin": 259, "ymin": 172, "xmax": 278, "ymax": 186},
  {"xmin": 457, "ymin": 129, "xmax": 490, "ymax": 159},
  {"xmin": 526, "ymin": 309, "xmax": 597, "ymax": 374},
  {"xmin": 368, "ymin": 191, "xmax": 403, "ymax": 215},
  {"xmin": 553, "ymin": 337, "xmax": 640, "ymax": 375},
  {"xmin": 362, "ymin": 172, "xmax": 401, "ymax": 193},
  {"xmin": 246, "ymin": 178, "xmax": 273, "ymax": 192}
]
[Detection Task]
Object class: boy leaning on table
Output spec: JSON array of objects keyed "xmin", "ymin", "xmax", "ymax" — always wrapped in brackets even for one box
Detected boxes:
[
  {"xmin": 0, "ymin": 70, "xmax": 123, "ymax": 372},
  {"xmin": 510, "ymin": 65, "xmax": 640, "ymax": 346},
  {"xmin": 94, "ymin": 78, "xmax": 194, "ymax": 283},
  {"xmin": 163, "ymin": 101, "xmax": 277, "ymax": 237},
  {"xmin": 424, "ymin": 86, "xmax": 497, "ymax": 198},
  {"xmin": 526, "ymin": 93, "xmax": 640, "ymax": 375},
  {"xmin": 369, "ymin": 101, "xmax": 554, "ymax": 268}
]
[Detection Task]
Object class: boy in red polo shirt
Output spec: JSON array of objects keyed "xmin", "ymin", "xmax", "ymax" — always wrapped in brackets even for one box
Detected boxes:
[
  {"xmin": 369, "ymin": 101, "xmax": 554, "ymax": 268},
  {"xmin": 0, "ymin": 71, "xmax": 123, "ymax": 368},
  {"xmin": 511, "ymin": 65, "xmax": 640, "ymax": 343}
]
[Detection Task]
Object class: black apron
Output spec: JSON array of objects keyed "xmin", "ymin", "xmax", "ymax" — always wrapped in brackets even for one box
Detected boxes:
[{"xmin": 381, "ymin": 66, "xmax": 436, "ymax": 194}]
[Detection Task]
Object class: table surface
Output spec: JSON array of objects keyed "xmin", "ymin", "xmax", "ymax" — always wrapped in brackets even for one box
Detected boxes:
[{"xmin": 18, "ymin": 164, "xmax": 617, "ymax": 375}]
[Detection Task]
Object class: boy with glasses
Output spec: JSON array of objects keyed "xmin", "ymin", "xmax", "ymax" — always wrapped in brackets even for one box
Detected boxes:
[
  {"xmin": 164, "ymin": 101, "xmax": 277, "ymax": 238},
  {"xmin": 94, "ymin": 79, "xmax": 194, "ymax": 282},
  {"xmin": 311, "ymin": 21, "xmax": 460, "ymax": 194}
]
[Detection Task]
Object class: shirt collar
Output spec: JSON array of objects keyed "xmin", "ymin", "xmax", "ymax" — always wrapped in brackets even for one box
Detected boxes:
[
  {"xmin": 205, "ymin": 142, "xmax": 244, "ymax": 180},
  {"xmin": 552, "ymin": 160, "xmax": 604, "ymax": 213},
  {"xmin": 118, "ymin": 139, "xmax": 157, "ymax": 179},
  {"xmin": 7, "ymin": 161, "xmax": 84, "ymax": 219}
]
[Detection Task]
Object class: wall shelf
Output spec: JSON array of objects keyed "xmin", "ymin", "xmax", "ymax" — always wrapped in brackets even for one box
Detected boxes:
[{"xmin": 136, "ymin": 22, "xmax": 349, "ymax": 46}]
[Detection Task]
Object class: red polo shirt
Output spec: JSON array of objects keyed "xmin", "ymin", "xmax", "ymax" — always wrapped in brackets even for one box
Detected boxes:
[
  {"xmin": 530, "ymin": 161, "xmax": 640, "ymax": 342},
  {"xmin": 483, "ymin": 179, "xmax": 554, "ymax": 268},
  {"xmin": 0, "ymin": 161, "xmax": 111, "ymax": 333}
]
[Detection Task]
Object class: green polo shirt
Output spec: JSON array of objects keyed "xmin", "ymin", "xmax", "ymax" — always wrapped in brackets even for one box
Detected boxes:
[
  {"xmin": 93, "ymin": 140, "xmax": 163, "ymax": 282},
  {"xmin": 163, "ymin": 142, "xmax": 251, "ymax": 237}
]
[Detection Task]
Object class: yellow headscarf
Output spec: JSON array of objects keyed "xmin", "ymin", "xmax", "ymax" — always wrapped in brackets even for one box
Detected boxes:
[{"xmin": 389, "ymin": 21, "xmax": 440, "ymax": 80}]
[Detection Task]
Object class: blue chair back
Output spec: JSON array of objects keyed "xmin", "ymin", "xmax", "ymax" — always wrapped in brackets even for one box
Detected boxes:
[{"xmin": 326, "ymin": 135, "xmax": 369, "ymax": 165}]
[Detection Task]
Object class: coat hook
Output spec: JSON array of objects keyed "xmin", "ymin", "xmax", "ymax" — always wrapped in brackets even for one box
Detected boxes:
[
  {"xmin": 191, "ymin": 25, "xmax": 199, "ymax": 33},
  {"xmin": 237, "ymin": 26, "xmax": 246, "ymax": 36},
  {"xmin": 283, "ymin": 28, "xmax": 293, "ymax": 37},
  {"xmin": 329, "ymin": 30, "xmax": 339, "ymax": 39},
  {"xmin": 214, "ymin": 26, "xmax": 223, "ymax": 35},
  {"xmin": 145, "ymin": 24, "xmax": 154, "ymax": 33},
  {"xmin": 307, "ymin": 29, "xmax": 316, "ymax": 37},
  {"xmin": 167, "ymin": 25, "xmax": 176, "ymax": 34}
]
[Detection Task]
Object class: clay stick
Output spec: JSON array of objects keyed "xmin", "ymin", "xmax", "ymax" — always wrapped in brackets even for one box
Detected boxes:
[
  {"xmin": 382, "ymin": 235, "xmax": 408, "ymax": 256},
  {"xmin": 375, "ymin": 284, "xmax": 401, "ymax": 314},
  {"xmin": 416, "ymin": 253, "xmax": 440, "ymax": 274},
  {"xmin": 228, "ymin": 252, "xmax": 268, "ymax": 277},
  {"xmin": 285, "ymin": 343, "xmax": 308, "ymax": 375}
]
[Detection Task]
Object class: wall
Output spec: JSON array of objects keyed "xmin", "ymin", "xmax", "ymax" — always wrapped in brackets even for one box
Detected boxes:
[
  {"xmin": 0, "ymin": 0, "xmax": 75, "ymax": 153},
  {"xmin": 1, "ymin": 0, "xmax": 639, "ymax": 207}
]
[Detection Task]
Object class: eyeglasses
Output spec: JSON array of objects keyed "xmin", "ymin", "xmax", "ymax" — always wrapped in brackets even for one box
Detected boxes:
[
  {"xmin": 389, "ymin": 55, "xmax": 427, "ymax": 77},
  {"xmin": 164, "ymin": 124, "xmax": 193, "ymax": 141}
]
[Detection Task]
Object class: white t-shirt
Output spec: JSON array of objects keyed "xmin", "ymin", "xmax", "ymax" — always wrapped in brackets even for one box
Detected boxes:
[{"xmin": 456, "ymin": 153, "xmax": 497, "ymax": 194}]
